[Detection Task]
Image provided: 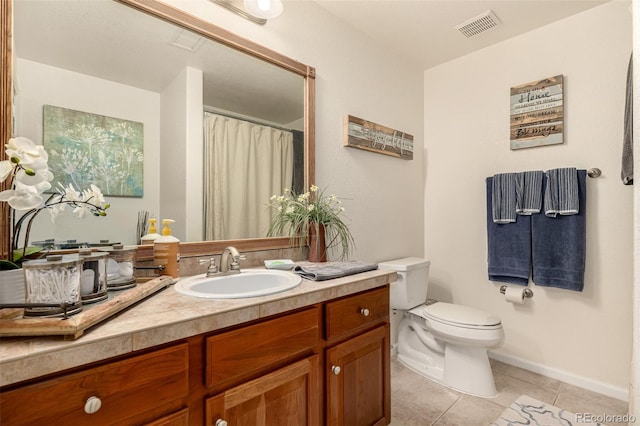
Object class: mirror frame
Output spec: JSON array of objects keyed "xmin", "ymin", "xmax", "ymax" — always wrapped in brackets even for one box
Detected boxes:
[{"xmin": 0, "ymin": 0, "xmax": 316, "ymax": 260}]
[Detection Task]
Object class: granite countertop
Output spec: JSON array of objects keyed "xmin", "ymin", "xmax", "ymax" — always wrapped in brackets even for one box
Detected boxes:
[{"xmin": 0, "ymin": 268, "xmax": 397, "ymax": 387}]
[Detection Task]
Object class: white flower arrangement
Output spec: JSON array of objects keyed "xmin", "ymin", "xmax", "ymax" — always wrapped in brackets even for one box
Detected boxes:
[
  {"xmin": 0, "ymin": 137, "xmax": 109, "ymax": 267},
  {"xmin": 267, "ymin": 184, "xmax": 354, "ymax": 261}
]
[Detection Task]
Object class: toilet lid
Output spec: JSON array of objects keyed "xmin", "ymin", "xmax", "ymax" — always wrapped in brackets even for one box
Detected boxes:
[{"xmin": 413, "ymin": 302, "xmax": 501, "ymax": 327}]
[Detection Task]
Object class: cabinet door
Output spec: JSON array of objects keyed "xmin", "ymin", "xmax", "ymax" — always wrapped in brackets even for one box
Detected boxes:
[
  {"xmin": 205, "ymin": 355, "xmax": 320, "ymax": 426},
  {"xmin": 326, "ymin": 325, "xmax": 390, "ymax": 426}
]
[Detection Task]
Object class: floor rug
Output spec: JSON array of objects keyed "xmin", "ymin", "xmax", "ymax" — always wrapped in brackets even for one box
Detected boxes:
[{"xmin": 491, "ymin": 395, "xmax": 604, "ymax": 426}]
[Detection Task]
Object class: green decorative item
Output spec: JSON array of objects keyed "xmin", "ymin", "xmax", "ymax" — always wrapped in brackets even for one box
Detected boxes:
[{"xmin": 267, "ymin": 185, "xmax": 354, "ymax": 262}]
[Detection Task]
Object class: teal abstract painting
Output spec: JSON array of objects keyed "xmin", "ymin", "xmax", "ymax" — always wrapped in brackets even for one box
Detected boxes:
[{"xmin": 43, "ymin": 105, "xmax": 144, "ymax": 197}]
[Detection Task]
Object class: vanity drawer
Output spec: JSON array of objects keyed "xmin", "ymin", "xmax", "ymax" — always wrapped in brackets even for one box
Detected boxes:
[
  {"xmin": 325, "ymin": 286, "xmax": 389, "ymax": 341},
  {"xmin": 206, "ymin": 307, "xmax": 320, "ymax": 389},
  {"xmin": 0, "ymin": 343, "xmax": 189, "ymax": 425}
]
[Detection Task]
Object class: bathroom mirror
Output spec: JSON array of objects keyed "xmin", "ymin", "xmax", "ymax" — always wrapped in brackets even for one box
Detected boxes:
[{"xmin": 0, "ymin": 0, "xmax": 315, "ymax": 258}]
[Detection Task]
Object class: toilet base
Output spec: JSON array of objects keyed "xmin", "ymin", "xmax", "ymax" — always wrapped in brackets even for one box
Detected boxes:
[
  {"xmin": 443, "ymin": 344, "xmax": 498, "ymax": 398},
  {"xmin": 397, "ymin": 316, "xmax": 498, "ymax": 398}
]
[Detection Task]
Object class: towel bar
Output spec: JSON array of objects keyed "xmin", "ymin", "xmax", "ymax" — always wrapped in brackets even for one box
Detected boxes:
[{"xmin": 499, "ymin": 285, "xmax": 534, "ymax": 298}]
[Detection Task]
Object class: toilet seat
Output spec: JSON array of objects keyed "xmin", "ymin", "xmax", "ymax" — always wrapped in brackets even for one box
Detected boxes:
[{"xmin": 409, "ymin": 302, "xmax": 502, "ymax": 330}]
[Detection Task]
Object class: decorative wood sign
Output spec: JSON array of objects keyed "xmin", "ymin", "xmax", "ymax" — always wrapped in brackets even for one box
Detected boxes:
[
  {"xmin": 510, "ymin": 75, "xmax": 564, "ymax": 150},
  {"xmin": 344, "ymin": 115, "xmax": 413, "ymax": 160}
]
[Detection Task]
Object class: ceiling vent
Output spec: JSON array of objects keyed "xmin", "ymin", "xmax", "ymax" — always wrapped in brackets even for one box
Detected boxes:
[
  {"xmin": 455, "ymin": 10, "xmax": 501, "ymax": 38},
  {"xmin": 170, "ymin": 29, "xmax": 205, "ymax": 52}
]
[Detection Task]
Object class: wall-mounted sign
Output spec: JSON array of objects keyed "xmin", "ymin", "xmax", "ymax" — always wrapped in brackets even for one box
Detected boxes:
[
  {"xmin": 510, "ymin": 75, "xmax": 564, "ymax": 150},
  {"xmin": 344, "ymin": 115, "xmax": 413, "ymax": 160}
]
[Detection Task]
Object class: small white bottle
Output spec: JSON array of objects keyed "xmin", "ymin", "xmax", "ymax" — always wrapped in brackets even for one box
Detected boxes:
[
  {"xmin": 141, "ymin": 218, "xmax": 161, "ymax": 245},
  {"xmin": 153, "ymin": 219, "xmax": 180, "ymax": 278}
]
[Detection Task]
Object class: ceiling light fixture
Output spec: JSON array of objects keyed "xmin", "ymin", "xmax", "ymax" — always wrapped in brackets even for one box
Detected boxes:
[
  {"xmin": 243, "ymin": 0, "xmax": 283, "ymax": 19},
  {"xmin": 209, "ymin": 0, "xmax": 283, "ymax": 25}
]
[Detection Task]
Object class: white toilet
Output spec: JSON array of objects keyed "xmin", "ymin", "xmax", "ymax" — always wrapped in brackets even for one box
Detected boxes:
[{"xmin": 379, "ymin": 257, "xmax": 504, "ymax": 398}]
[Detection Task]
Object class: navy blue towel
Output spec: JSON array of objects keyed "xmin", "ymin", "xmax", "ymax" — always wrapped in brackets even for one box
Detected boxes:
[
  {"xmin": 531, "ymin": 170, "xmax": 586, "ymax": 291},
  {"xmin": 486, "ymin": 177, "xmax": 531, "ymax": 285}
]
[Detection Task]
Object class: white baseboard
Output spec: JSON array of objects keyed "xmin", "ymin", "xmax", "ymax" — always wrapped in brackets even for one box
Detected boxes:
[{"xmin": 489, "ymin": 351, "xmax": 629, "ymax": 403}]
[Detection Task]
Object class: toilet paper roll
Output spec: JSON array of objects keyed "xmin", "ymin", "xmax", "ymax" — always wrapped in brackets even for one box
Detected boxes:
[{"xmin": 504, "ymin": 286, "xmax": 526, "ymax": 305}]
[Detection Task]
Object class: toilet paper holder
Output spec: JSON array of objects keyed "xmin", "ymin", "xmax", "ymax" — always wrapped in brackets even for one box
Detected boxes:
[{"xmin": 500, "ymin": 285, "xmax": 533, "ymax": 298}]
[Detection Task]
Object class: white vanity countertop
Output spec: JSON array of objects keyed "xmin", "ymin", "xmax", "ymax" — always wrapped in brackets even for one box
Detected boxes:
[{"xmin": 0, "ymin": 269, "xmax": 396, "ymax": 387}]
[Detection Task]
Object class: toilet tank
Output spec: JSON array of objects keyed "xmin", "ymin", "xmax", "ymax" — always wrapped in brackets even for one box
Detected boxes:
[{"xmin": 378, "ymin": 257, "xmax": 430, "ymax": 310}]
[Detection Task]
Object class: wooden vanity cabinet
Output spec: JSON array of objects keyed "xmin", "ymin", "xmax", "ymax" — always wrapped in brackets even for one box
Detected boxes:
[
  {"xmin": 0, "ymin": 343, "xmax": 190, "ymax": 425},
  {"xmin": 324, "ymin": 286, "xmax": 391, "ymax": 426},
  {"xmin": 0, "ymin": 285, "xmax": 391, "ymax": 426}
]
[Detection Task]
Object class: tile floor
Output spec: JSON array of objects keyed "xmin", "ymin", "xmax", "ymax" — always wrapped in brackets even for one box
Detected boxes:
[{"xmin": 390, "ymin": 357, "xmax": 629, "ymax": 425}]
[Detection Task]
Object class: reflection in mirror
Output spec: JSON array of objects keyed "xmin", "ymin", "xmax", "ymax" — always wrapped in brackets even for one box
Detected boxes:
[
  {"xmin": 9, "ymin": 0, "xmax": 311, "ymax": 249},
  {"xmin": 204, "ymin": 112, "xmax": 304, "ymax": 240}
]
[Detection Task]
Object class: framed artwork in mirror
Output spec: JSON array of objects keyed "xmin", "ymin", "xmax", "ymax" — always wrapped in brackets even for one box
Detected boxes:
[{"xmin": 43, "ymin": 105, "xmax": 144, "ymax": 197}]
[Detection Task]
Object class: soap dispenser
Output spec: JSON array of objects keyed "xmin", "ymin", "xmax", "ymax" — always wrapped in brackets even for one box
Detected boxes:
[
  {"xmin": 153, "ymin": 219, "xmax": 180, "ymax": 278},
  {"xmin": 141, "ymin": 218, "xmax": 161, "ymax": 245}
]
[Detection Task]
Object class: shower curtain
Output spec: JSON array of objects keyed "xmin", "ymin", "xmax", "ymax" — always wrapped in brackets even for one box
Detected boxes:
[{"xmin": 203, "ymin": 113, "xmax": 294, "ymax": 240}]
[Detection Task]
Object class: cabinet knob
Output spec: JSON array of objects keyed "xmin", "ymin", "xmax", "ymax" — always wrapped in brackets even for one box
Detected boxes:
[
  {"xmin": 216, "ymin": 420, "xmax": 228, "ymax": 426},
  {"xmin": 84, "ymin": 396, "xmax": 102, "ymax": 414},
  {"xmin": 360, "ymin": 308, "xmax": 370, "ymax": 317},
  {"xmin": 331, "ymin": 365, "xmax": 341, "ymax": 375}
]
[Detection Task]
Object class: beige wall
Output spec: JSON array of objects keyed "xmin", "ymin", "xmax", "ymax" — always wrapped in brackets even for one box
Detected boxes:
[
  {"xmin": 165, "ymin": 0, "xmax": 426, "ymax": 263},
  {"xmin": 424, "ymin": 1, "xmax": 632, "ymax": 398},
  {"xmin": 167, "ymin": 0, "xmax": 632, "ymax": 399}
]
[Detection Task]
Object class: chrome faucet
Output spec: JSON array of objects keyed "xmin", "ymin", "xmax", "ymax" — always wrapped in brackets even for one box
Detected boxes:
[{"xmin": 220, "ymin": 246, "xmax": 246, "ymax": 275}]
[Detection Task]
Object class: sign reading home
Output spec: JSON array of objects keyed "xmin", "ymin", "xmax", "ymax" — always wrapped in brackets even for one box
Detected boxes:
[
  {"xmin": 510, "ymin": 75, "xmax": 564, "ymax": 150},
  {"xmin": 344, "ymin": 115, "xmax": 413, "ymax": 160}
]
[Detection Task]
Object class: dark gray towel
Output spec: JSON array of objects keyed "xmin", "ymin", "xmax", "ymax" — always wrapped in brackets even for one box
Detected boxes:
[
  {"xmin": 486, "ymin": 178, "xmax": 531, "ymax": 285},
  {"xmin": 622, "ymin": 53, "xmax": 633, "ymax": 185},
  {"xmin": 532, "ymin": 170, "xmax": 586, "ymax": 291},
  {"xmin": 293, "ymin": 260, "xmax": 378, "ymax": 281}
]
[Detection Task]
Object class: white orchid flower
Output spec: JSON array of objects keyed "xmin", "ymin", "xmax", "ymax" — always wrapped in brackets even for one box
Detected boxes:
[
  {"xmin": 0, "ymin": 160, "xmax": 12, "ymax": 182},
  {"xmin": 5, "ymin": 137, "xmax": 47, "ymax": 168},
  {"xmin": 14, "ymin": 167, "xmax": 53, "ymax": 192},
  {"xmin": 47, "ymin": 202, "xmax": 67, "ymax": 223},
  {"xmin": 83, "ymin": 184, "xmax": 106, "ymax": 207},
  {"xmin": 60, "ymin": 183, "xmax": 82, "ymax": 202},
  {"xmin": 72, "ymin": 204, "xmax": 92, "ymax": 219},
  {"xmin": 0, "ymin": 180, "xmax": 44, "ymax": 210}
]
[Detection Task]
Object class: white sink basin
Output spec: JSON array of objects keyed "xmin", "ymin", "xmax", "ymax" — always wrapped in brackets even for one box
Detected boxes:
[{"xmin": 174, "ymin": 269, "xmax": 302, "ymax": 299}]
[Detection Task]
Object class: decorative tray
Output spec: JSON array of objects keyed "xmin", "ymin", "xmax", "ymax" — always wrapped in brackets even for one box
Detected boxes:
[{"xmin": 0, "ymin": 275, "xmax": 174, "ymax": 340}]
